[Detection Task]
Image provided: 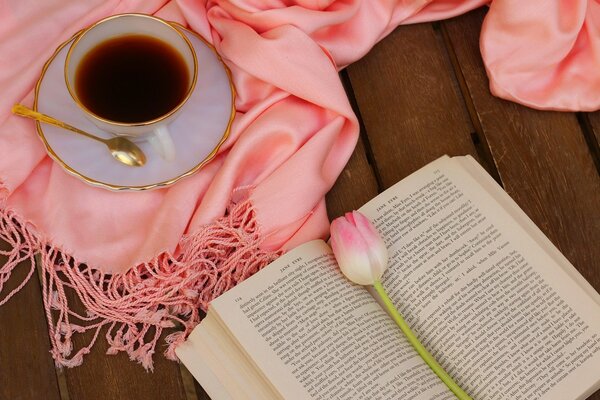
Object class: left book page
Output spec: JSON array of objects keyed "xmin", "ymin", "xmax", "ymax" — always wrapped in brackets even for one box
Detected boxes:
[{"xmin": 209, "ymin": 240, "xmax": 455, "ymax": 400}]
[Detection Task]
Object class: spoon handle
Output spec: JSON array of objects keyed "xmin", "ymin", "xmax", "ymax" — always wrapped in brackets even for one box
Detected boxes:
[{"xmin": 12, "ymin": 104, "xmax": 105, "ymax": 144}]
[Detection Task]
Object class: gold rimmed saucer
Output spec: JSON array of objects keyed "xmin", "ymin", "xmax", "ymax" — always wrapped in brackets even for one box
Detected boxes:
[{"xmin": 33, "ymin": 22, "xmax": 235, "ymax": 191}]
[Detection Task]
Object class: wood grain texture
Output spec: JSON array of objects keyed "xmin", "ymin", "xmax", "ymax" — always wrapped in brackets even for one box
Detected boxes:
[
  {"xmin": 346, "ymin": 22, "xmax": 482, "ymax": 189},
  {"xmin": 61, "ymin": 289, "xmax": 188, "ymax": 400},
  {"xmin": 0, "ymin": 241, "xmax": 61, "ymax": 400},
  {"xmin": 443, "ymin": 9, "xmax": 600, "ymax": 296}
]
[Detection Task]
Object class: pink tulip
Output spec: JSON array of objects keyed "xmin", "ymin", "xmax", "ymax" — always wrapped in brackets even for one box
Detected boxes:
[
  {"xmin": 329, "ymin": 210, "xmax": 473, "ymax": 400},
  {"xmin": 329, "ymin": 211, "xmax": 388, "ymax": 285}
]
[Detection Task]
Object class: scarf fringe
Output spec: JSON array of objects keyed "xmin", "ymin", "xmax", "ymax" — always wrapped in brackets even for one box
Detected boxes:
[{"xmin": 0, "ymin": 195, "xmax": 280, "ymax": 371}]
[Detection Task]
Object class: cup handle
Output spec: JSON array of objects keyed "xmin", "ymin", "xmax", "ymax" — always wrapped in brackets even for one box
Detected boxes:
[{"xmin": 148, "ymin": 125, "xmax": 176, "ymax": 162}]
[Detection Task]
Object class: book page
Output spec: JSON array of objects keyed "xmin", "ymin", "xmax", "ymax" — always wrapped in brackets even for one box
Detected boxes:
[
  {"xmin": 360, "ymin": 155, "xmax": 600, "ymax": 400},
  {"xmin": 176, "ymin": 321, "xmax": 235, "ymax": 400},
  {"xmin": 176, "ymin": 313, "xmax": 276, "ymax": 400},
  {"xmin": 211, "ymin": 240, "xmax": 455, "ymax": 400}
]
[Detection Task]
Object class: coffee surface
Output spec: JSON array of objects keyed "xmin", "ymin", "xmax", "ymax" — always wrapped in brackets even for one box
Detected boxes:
[{"xmin": 75, "ymin": 34, "xmax": 189, "ymax": 123}]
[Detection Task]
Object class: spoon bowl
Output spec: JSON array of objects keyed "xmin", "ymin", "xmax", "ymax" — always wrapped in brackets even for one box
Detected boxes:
[
  {"xmin": 12, "ymin": 104, "xmax": 147, "ymax": 167},
  {"xmin": 106, "ymin": 136, "xmax": 147, "ymax": 167}
]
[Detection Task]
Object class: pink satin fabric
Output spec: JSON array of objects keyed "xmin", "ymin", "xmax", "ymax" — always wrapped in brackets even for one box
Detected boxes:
[
  {"xmin": 481, "ymin": 0, "xmax": 600, "ymax": 111},
  {"xmin": 2, "ymin": 0, "xmax": 597, "ymax": 276},
  {"xmin": 0, "ymin": 0, "xmax": 487, "ymax": 276}
]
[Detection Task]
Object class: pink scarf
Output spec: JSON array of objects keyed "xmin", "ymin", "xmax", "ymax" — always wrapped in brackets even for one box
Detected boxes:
[{"xmin": 1, "ymin": 0, "xmax": 597, "ymax": 370}]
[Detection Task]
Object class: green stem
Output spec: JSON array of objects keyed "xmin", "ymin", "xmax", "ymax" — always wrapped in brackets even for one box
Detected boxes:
[{"xmin": 372, "ymin": 280, "xmax": 473, "ymax": 400}]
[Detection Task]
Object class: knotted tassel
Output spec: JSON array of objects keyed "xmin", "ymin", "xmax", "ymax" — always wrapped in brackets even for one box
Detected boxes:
[{"xmin": 0, "ymin": 190, "xmax": 280, "ymax": 371}]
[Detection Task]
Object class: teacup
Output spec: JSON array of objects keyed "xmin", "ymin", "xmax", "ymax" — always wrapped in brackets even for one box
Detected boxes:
[{"xmin": 64, "ymin": 13, "xmax": 198, "ymax": 161}]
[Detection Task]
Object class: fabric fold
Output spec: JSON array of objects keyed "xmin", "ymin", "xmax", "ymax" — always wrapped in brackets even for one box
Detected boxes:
[
  {"xmin": 0, "ymin": 191, "xmax": 279, "ymax": 370},
  {"xmin": 481, "ymin": 0, "xmax": 600, "ymax": 111}
]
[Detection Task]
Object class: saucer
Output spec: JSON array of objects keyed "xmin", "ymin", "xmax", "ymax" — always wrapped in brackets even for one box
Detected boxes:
[{"xmin": 33, "ymin": 23, "xmax": 235, "ymax": 191}]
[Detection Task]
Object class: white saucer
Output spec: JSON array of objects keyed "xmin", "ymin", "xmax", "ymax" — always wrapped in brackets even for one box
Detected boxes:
[{"xmin": 34, "ymin": 23, "xmax": 234, "ymax": 191}]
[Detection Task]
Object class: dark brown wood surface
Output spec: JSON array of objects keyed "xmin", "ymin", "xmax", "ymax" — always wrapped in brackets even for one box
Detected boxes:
[
  {"xmin": 0, "ymin": 7, "xmax": 599, "ymax": 400},
  {"xmin": 0, "ymin": 247, "xmax": 61, "ymax": 400},
  {"xmin": 62, "ymin": 317, "xmax": 188, "ymax": 400},
  {"xmin": 346, "ymin": 22, "xmax": 482, "ymax": 187}
]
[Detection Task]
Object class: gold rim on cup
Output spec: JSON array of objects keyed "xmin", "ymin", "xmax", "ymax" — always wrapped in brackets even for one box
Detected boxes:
[
  {"xmin": 64, "ymin": 13, "xmax": 199, "ymax": 128},
  {"xmin": 35, "ymin": 22, "xmax": 236, "ymax": 191}
]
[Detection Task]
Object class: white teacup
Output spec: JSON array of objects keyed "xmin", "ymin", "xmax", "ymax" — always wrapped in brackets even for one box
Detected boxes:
[{"xmin": 64, "ymin": 13, "xmax": 198, "ymax": 161}]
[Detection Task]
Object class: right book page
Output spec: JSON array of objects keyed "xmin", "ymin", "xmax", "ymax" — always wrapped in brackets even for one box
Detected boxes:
[{"xmin": 359, "ymin": 155, "xmax": 600, "ymax": 400}]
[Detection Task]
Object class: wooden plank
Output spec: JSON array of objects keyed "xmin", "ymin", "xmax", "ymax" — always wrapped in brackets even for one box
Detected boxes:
[
  {"xmin": 326, "ymin": 134, "xmax": 379, "ymax": 219},
  {"xmin": 0, "ymin": 241, "xmax": 61, "ymax": 400},
  {"xmin": 443, "ymin": 9, "xmax": 600, "ymax": 291},
  {"xmin": 62, "ymin": 291, "xmax": 188, "ymax": 400},
  {"xmin": 346, "ymin": 22, "xmax": 482, "ymax": 189},
  {"xmin": 63, "ymin": 328, "xmax": 188, "ymax": 400}
]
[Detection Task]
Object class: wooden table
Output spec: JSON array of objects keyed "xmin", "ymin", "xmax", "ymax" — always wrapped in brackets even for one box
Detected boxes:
[{"xmin": 1, "ymin": 9, "xmax": 599, "ymax": 400}]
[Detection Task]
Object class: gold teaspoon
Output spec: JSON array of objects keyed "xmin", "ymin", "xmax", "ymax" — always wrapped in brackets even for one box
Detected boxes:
[{"xmin": 12, "ymin": 104, "xmax": 147, "ymax": 167}]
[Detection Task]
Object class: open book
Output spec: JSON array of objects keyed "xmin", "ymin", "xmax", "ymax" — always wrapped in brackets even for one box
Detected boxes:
[{"xmin": 177, "ymin": 155, "xmax": 600, "ymax": 400}]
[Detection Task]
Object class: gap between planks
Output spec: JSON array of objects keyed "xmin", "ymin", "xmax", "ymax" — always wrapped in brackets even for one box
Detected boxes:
[
  {"xmin": 435, "ymin": 21, "xmax": 501, "ymax": 185},
  {"xmin": 339, "ymin": 69, "xmax": 384, "ymax": 193},
  {"xmin": 575, "ymin": 113, "xmax": 600, "ymax": 176},
  {"xmin": 34, "ymin": 253, "xmax": 70, "ymax": 400}
]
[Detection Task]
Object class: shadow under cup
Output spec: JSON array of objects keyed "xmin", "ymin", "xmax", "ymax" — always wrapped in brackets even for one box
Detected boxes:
[{"xmin": 64, "ymin": 14, "xmax": 198, "ymax": 160}]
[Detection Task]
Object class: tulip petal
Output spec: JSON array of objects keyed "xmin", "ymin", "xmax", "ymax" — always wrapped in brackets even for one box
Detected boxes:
[
  {"xmin": 330, "ymin": 218, "xmax": 373, "ymax": 285},
  {"xmin": 330, "ymin": 212, "xmax": 389, "ymax": 285},
  {"xmin": 330, "ymin": 217, "xmax": 369, "ymax": 251},
  {"xmin": 351, "ymin": 211, "xmax": 382, "ymax": 247},
  {"xmin": 350, "ymin": 211, "xmax": 389, "ymax": 281}
]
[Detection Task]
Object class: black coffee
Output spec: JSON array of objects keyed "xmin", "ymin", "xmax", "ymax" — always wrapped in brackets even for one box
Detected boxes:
[{"xmin": 75, "ymin": 34, "xmax": 189, "ymax": 123}]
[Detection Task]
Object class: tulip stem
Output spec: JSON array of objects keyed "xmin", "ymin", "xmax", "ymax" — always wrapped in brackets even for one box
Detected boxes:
[{"xmin": 372, "ymin": 280, "xmax": 473, "ymax": 400}]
